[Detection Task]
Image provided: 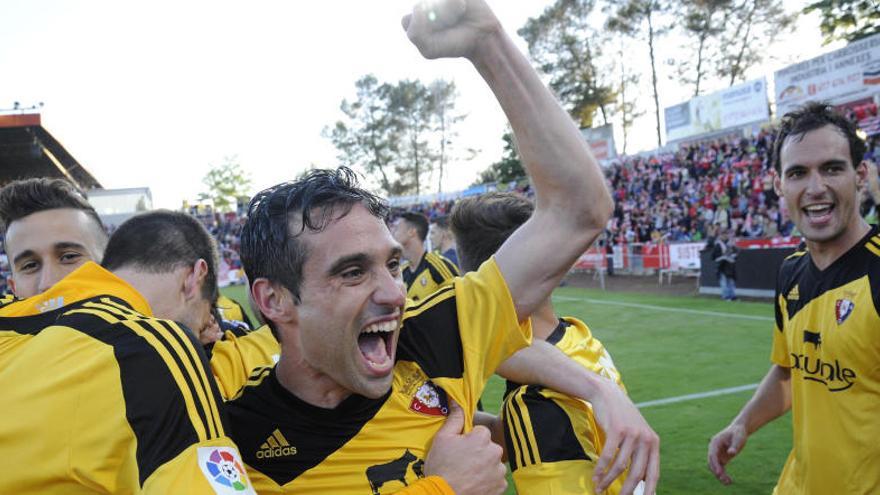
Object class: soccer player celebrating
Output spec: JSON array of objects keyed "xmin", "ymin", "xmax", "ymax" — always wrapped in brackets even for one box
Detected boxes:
[
  {"xmin": 0, "ymin": 178, "xmax": 107, "ymax": 299},
  {"xmin": 225, "ymin": 1, "xmax": 658, "ymax": 494},
  {"xmin": 708, "ymin": 102, "xmax": 880, "ymax": 493},
  {"xmin": 451, "ymin": 191, "xmax": 630, "ymax": 494},
  {"xmin": 392, "ymin": 211, "xmax": 460, "ymax": 301},
  {"xmin": 0, "ymin": 208, "xmax": 256, "ymax": 493}
]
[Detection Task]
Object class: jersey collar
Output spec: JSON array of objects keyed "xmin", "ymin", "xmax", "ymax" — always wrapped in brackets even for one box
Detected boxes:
[{"xmin": 0, "ymin": 261, "xmax": 152, "ymax": 317}]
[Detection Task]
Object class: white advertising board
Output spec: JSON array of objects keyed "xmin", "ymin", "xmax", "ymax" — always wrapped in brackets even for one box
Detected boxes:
[
  {"xmin": 775, "ymin": 33, "xmax": 880, "ymax": 116},
  {"xmin": 665, "ymin": 78, "xmax": 769, "ymax": 142}
]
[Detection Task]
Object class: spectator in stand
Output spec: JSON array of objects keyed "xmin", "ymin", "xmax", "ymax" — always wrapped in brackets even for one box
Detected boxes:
[{"xmin": 712, "ymin": 229, "xmax": 738, "ymax": 301}]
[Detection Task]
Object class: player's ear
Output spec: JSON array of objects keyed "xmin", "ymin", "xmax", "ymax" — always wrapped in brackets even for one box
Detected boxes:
[
  {"xmin": 183, "ymin": 259, "xmax": 208, "ymax": 301},
  {"xmin": 251, "ymin": 278, "xmax": 297, "ymax": 327},
  {"xmin": 855, "ymin": 160, "xmax": 868, "ymax": 188},
  {"xmin": 772, "ymin": 169, "xmax": 783, "ymax": 197}
]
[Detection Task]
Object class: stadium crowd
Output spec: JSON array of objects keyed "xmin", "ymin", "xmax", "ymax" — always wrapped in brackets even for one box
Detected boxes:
[{"xmin": 1, "ymin": 0, "xmax": 878, "ymax": 493}]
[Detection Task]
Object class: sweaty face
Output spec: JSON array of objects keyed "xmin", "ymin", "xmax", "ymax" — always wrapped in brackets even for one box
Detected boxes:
[
  {"xmin": 6, "ymin": 209, "xmax": 105, "ymax": 299},
  {"xmin": 293, "ymin": 204, "xmax": 406, "ymax": 399},
  {"xmin": 775, "ymin": 125, "xmax": 866, "ymax": 248}
]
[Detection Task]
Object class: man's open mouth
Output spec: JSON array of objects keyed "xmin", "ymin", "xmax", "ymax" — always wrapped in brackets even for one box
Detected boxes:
[
  {"xmin": 358, "ymin": 320, "xmax": 396, "ymax": 374},
  {"xmin": 803, "ymin": 203, "xmax": 834, "ymax": 223}
]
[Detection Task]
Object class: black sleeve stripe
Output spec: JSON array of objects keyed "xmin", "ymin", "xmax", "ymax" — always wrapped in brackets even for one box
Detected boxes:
[
  {"xmin": 156, "ymin": 319, "xmax": 225, "ymax": 439},
  {"xmin": 124, "ymin": 319, "xmax": 216, "ymax": 442},
  {"xmin": 397, "ymin": 294, "xmax": 464, "ymax": 379},
  {"xmin": 98, "ymin": 297, "xmax": 144, "ymax": 317},
  {"xmin": 65, "ymin": 308, "xmax": 124, "ymax": 325},
  {"xmin": 50, "ymin": 309, "xmax": 203, "ymax": 486},
  {"xmin": 403, "ymin": 285, "xmax": 455, "ymax": 318},
  {"xmin": 83, "ymin": 301, "xmax": 146, "ymax": 320},
  {"xmin": 228, "ymin": 366, "xmax": 274, "ymax": 401},
  {"xmin": 502, "ymin": 393, "xmax": 527, "ymax": 471},
  {"xmin": 439, "ymin": 254, "xmax": 460, "ymax": 276},
  {"xmin": 508, "ymin": 391, "xmax": 537, "ymax": 467},
  {"xmin": 519, "ymin": 386, "xmax": 592, "ymax": 465}
]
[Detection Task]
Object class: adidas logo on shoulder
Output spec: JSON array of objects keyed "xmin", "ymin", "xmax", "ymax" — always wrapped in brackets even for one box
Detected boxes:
[
  {"xmin": 37, "ymin": 297, "xmax": 64, "ymax": 313},
  {"xmin": 256, "ymin": 429, "xmax": 297, "ymax": 459},
  {"xmin": 787, "ymin": 285, "xmax": 799, "ymax": 301}
]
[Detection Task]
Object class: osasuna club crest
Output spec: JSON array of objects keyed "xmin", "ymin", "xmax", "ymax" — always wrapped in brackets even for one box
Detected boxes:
[
  {"xmin": 835, "ymin": 299, "xmax": 854, "ymax": 325},
  {"xmin": 409, "ymin": 381, "xmax": 448, "ymax": 417}
]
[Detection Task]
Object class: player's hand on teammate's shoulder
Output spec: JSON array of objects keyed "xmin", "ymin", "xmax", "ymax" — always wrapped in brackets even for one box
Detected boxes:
[
  {"xmin": 590, "ymin": 377, "xmax": 660, "ymax": 495},
  {"xmin": 707, "ymin": 422, "xmax": 748, "ymax": 485},
  {"xmin": 424, "ymin": 400, "xmax": 507, "ymax": 495},
  {"xmin": 402, "ymin": 0, "xmax": 501, "ymax": 60}
]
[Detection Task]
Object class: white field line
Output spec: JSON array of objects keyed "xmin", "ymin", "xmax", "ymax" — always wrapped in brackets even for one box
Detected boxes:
[
  {"xmin": 636, "ymin": 384, "xmax": 759, "ymax": 408},
  {"xmin": 552, "ymin": 296, "xmax": 774, "ymax": 322}
]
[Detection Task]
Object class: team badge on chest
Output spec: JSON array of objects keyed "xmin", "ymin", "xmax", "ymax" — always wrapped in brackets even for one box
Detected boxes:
[
  {"xmin": 835, "ymin": 299, "xmax": 854, "ymax": 325},
  {"xmin": 409, "ymin": 380, "xmax": 449, "ymax": 417}
]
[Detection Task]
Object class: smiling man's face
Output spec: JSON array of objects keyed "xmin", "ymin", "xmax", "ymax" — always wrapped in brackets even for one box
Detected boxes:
[{"xmin": 775, "ymin": 124, "xmax": 866, "ymax": 248}]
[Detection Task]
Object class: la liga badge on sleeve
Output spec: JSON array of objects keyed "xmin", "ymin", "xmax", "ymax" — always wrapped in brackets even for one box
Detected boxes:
[{"xmin": 198, "ymin": 446, "xmax": 256, "ymax": 494}]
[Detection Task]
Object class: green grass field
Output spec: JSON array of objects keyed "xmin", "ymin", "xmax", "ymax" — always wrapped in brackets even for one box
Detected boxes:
[{"xmin": 221, "ymin": 283, "xmax": 792, "ymax": 494}]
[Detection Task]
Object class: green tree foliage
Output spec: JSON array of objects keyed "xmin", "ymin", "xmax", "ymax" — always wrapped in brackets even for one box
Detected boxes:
[
  {"xmin": 200, "ymin": 157, "xmax": 252, "ymax": 213},
  {"xmin": 673, "ymin": 0, "xmax": 734, "ymax": 96},
  {"xmin": 518, "ymin": 0, "xmax": 616, "ymax": 128},
  {"xmin": 325, "ymin": 75, "xmax": 398, "ymax": 194},
  {"xmin": 714, "ymin": 0, "xmax": 796, "ymax": 86},
  {"xmin": 429, "ymin": 79, "xmax": 468, "ymax": 193},
  {"xmin": 805, "ymin": 0, "xmax": 880, "ymax": 44},
  {"xmin": 387, "ymin": 80, "xmax": 436, "ymax": 197},
  {"xmin": 607, "ymin": 0, "xmax": 670, "ymax": 147},
  {"xmin": 327, "ymin": 76, "xmax": 466, "ymax": 197},
  {"xmin": 476, "ymin": 131, "xmax": 525, "ymax": 185},
  {"xmin": 615, "ymin": 41, "xmax": 645, "ymax": 154}
]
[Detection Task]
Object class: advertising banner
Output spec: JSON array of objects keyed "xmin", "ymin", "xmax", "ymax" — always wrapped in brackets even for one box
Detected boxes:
[
  {"xmin": 665, "ymin": 78, "xmax": 770, "ymax": 142},
  {"xmin": 668, "ymin": 242, "xmax": 706, "ymax": 270},
  {"xmin": 580, "ymin": 124, "xmax": 617, "ymax": 160},
  {"xmin": 775, "ymin": 33, "xmax": 880, "ymax": 116}
]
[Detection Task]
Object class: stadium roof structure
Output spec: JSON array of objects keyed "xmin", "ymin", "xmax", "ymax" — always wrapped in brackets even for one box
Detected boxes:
[{"xmin": 0, "ymin": 113, "xmax": 102, "ymax": 190}]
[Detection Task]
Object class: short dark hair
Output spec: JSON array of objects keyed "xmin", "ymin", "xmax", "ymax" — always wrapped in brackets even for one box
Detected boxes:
[
  {"xmin": 772, "ymin": 101, "xmax": 866, "ymax": 173},
  {"xmin": 0, "ymin": 178, "xmax": 105, "ymax": 236},
  {"xmin": 450, "ymin": 192, "xmax": 534, "ymax": 272},
  {"xmin": 431, "ymin": 215, "xmax": 450, "ymax": 230},
  {"xmin": 399, "ymin": 212, "xmax": 429, "ymax": 241},
  {"xmin": 102, "ymin": 210, "xmax": 219, "ymax": 303},
  {"xmin": 240, "ymin": 167, "xmax": 388, "ymax": 303}
]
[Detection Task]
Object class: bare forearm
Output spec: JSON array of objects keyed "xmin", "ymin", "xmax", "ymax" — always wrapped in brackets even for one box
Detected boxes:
[
  {"xmin": 468, "ymin": 30, "xmax": 611, "ymax": 226},
  {"xmin": 496, "ymin": 340, "xmax": 604, "ymax": 401},
  {"xmin": 731, "ymin": 365, "xmax": 791, "ymax": 434}
]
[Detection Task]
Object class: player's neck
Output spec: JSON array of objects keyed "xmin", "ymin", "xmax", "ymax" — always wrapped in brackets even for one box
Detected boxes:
[
  {"xmin": 807, "ymin": 219, "xmax": 871, "ymax": 271},
  {"xmin": 531, "ymin": 300, "xmax": 558, "ymax": 340},
  {"xmin": 404, "ymin": 242, "xmax": 425, "ymax": 268},
  {"xmin": 276, "ymin": 353, "xmax": 352, "ymax": 409}
]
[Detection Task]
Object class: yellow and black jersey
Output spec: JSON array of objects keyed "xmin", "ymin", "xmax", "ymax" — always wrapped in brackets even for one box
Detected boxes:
[
  {"xmin": 208, "ymin": 324, "xmax": 281, "ymax": 400},
  {"xmin": 226, "ymin": 257, "xmax": 532, "ymax": 494},
  {"xmin": 402, "ymin": 251, "xmax": 459, "ymax": 302},
  {"xmin": 217, "ymin": 294, "xmax": 254, "ymax": 330},
  {"xmin": 770, "ymin": 226, "xmax": 880, "ymax": 495},
  {"xmin": 0, "ymin": 262, "xmax": 255, "ymax": 494},
  {"xmin": 503, "ymin": 317, "xmax": 627, "ymax": 494},
  {"xmin": 0, "ymin": 293, "xmax": 15, "ymax": 308}
]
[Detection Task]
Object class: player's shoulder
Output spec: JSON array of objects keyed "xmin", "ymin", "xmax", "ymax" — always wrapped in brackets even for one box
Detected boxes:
[
  {"xmin": 778, "ymin": 245, "xmax": 809, "ymax": 284},
  {"xmin": 862, "ymin": 227, "xmax": 880, "ymax": 261},
  {"xmin": 426, "ymin": 252, "xmax": 460, "ymax": 277}
]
